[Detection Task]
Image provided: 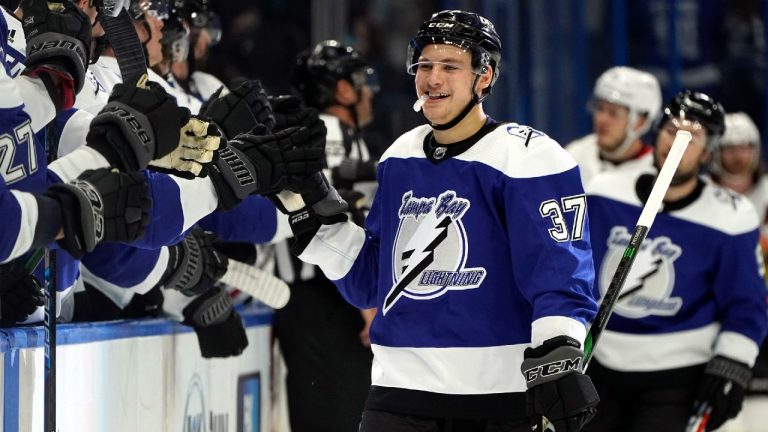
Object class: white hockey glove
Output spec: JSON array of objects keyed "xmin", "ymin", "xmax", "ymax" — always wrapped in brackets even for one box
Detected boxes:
[{"xmin": 148, "ymin": 117, "xmax": 222, "ymax": 178}]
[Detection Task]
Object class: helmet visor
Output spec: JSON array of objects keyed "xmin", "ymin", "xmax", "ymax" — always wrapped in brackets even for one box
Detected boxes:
[{"xmin": 406, "ymin": 39, "xmax": 490, "ymax": 77}]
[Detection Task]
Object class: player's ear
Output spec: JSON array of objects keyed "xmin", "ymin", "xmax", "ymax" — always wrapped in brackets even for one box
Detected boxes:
[
  {"xmin": 335, "ymin": 79, "xmax": 357, "ymax": 105},
  {"xmin": 476, "ymin": 66, "xmax": 493, "ymax": 94}
]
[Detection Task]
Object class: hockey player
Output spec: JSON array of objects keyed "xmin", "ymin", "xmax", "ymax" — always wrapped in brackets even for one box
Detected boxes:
[
  {"xmin": 169, "ymin": 0, "xmax": 225, "ymax": 101},
  {"xmin": 709, "ymin": 112, "xmax": 768, "ymax": 231},
  {"xmin": 566, "ymin": 66, "xmax": 662, "ymax": 186},
  {"xmin": 705, "ymin": 111, "xmax": 768, "ymax": 432},
  {"xmin": 281, "ymin": 10, "xmax": 599, "ymax": 432},
  {"xmin": 583, "ymin": 90, "xmax": 768, "ymax": 432},
  {"xmin": 272, "ymin": 40, "xmax": 378, "ymax": 432}
]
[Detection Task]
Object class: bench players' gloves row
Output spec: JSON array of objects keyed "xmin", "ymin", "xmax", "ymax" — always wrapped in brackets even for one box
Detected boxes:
[
  {"xmin": 694, "ymin": 355, "xmax": 752, "ymax": 431},
  {"xmin": 86, "ymin": 75, "xmax": 220, "ymax": 177},
  {"xmin": 22, "ymin": 0, "xmax": 91, "ymax": 111},
  {"xmin": 208, "ymin": 122, "xmax": 326, "ymax": 210},
  {"xmin": 0, "ymin": 261, "xmax": 45, "ymax": 327},
  {"xmin": 43, "ymin": 168, "xmax": 151, "ymax": 258},
  {"xmin": 200, "ymin": 80, "xmax": 275, "ymax": 139},
  {"xmin": 520, "ymin": 336, "xmax": 599, "ymax": 432}
]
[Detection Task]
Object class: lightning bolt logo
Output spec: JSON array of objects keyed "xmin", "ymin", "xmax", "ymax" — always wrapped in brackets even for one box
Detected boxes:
[
  {"xmin": 383, "ymin": 216, "xmax": 453, "ymax": 315},
  {"xmin": 618, "ymin": 257, "xmax": 663, "ymax": 301}
]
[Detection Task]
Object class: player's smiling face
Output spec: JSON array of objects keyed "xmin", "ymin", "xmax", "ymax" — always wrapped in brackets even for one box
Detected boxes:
[{"xmin": 414, "ymin": 44, "xmax": 478, "ymax": 125}]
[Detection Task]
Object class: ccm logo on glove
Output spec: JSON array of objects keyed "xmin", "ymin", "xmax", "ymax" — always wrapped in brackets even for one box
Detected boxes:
[{"xmin": 523, "ymin": 357, "xmax": 582, "ymax": 382}]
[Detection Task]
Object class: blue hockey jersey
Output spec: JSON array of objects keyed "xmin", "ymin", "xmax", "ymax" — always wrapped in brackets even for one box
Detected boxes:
[
  {"xmin": 587, "ymin": 170, "xmax": 768, "ymax": 371},
  {"xmin": 299, "ymin": 121, "xmax": 598, "ymax": 400}
]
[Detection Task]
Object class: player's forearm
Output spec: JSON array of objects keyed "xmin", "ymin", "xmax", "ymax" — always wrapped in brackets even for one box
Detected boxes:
[
  {"xmin": 13, "ymin": 74, "xmax": 56, "ymax": 132},
  {"xmin": 0, "ymin": 190, "xmax": 62, "ymax": 264}
]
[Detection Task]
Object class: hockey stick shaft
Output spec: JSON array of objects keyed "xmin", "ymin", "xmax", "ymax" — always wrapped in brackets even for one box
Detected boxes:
[
  {"xmin": 583, "ymin": 130, "xmax": 691, "ymax": 366},
  {"xmin": 44, "ymin": 120, "xmax": 58, "ymax": 432}
]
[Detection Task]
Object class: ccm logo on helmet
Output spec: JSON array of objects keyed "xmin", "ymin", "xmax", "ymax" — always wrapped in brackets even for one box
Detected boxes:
[
  {"xmin": 523, "ymin": 357, "xmax": 582, "ymax": 382},
  {"xmin": 428, "ymin": 22, "xmax": 455, "ymax": 28}
]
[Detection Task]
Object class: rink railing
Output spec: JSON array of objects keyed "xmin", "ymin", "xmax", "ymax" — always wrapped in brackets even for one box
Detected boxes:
[{"xmin": 0, "ymin": 303, "xmax": 273, "ymax": 432}]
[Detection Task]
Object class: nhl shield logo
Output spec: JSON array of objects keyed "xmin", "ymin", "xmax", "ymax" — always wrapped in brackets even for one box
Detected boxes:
[{"xmin": 384, "ymin": 190, "xmax": 487, "ymax": 315}]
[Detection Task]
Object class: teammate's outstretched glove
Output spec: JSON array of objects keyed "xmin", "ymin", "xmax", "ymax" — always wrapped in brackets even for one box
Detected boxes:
[
  {"xmin": 44, "ymin": 168, "xmax": 152, "ymax": 258},
  {"xmin": 694, "ymin": 355, "xmax": 752, "ymax": 431},
  {"xmin": 149, "ymin": 117, "xmax": 222, "ymax": 178},
  {"xmin": 182, "ymin": 286, "xmax": 248, "ymax": 358},
  {"xmin": 208, "ymin": 124, "xmax": 326, "ymax": 210},
  {"xmin": 268, "ymin": 95, "xmax": 325, "ymax": 135},
  {"xmin": 200, "ymin": 81, "xmax": 275, "ymax": 139},
  {"xmin": 163, "ymin": 228, "xmax": 228, "ymax": 296},
  {"xmin": 22, "ymin": 0, "xmax": 91, "ymax": 110},
  {"xmin": 521, "ymin": 336, "xmax": 599, "ymax": 432},
  {"xmin": 86, "ymin": 75, "xmax": 191, "ymax": 172},
  {"xmin": 0, "ymin": 261, "xmax": 45, "ymax": 327}
]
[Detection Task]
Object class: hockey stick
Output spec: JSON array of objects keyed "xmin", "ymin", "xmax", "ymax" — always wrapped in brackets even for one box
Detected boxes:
[
  {"xmin": 685, "ymin": 404, "xmax": 711, "ymax": 432},
  {"xmin": 583, "ymin": 130, "xmax": 692, "ymax": 365},
  {"xmin": 219, "ymin": 260, "xmax": 291, "ymax": 309},
  {"xmin": 538, "ymin": 130, "xmax": 692, "ymax": 431}
]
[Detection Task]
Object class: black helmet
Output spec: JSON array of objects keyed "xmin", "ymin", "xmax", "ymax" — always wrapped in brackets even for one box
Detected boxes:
[
  {"xmin": 176, "ymin": 0, "xmax": 210, "ymax": 28},
  {"xmin": 293, "ymin": 40, "xmax": 374, "ymax": 109},
  {"xmin": 160, "ymin": 2, "xmax": 189, "ymax": 63},
  {"xmin": 407, "ymin": 10, "xmax": 502, "ymax": 95},
  {"xmin": 662, "ymin": 90, "xmax": 726, "ymax": 138}
]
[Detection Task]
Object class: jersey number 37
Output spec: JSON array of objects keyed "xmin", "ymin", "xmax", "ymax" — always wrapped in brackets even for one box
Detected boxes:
[{"xmin": 539, "ymin": 194, "xmax": 587, "ymax": 242}]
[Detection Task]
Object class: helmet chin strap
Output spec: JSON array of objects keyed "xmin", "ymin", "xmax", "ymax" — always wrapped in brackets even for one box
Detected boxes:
[{"xmin": 428, "ymin": 75, "xmax": 482, "ymax": 131}]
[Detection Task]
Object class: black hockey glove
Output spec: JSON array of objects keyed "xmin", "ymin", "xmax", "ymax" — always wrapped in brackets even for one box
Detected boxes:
[
  {"xmin": 182, "ymin": 286, "xmax": 248, "ymax": 358},
  {"xmin": 208, "ymin": 124, "xmax": 326, "ymax": 210},
  {"xmin": 200, "ymin": 80, "xmax": 275, "ymax": 139},
  {"xmin": 163, "ymin": 228, "xmax": 228, "ymax": 297},
  {"xmin": 22, "ymin": 0, "xmax": 91, "ymax": 110},
  {"xmin": 86, "ymin": 75, "xmax": 191, "ymax": 172},
  {"xmin": 271, "ymin": 174, "xmax": 349, "ymax": 256},
  {"xmin": 0, "ymin": 261, "xmax": 45, "ymax": 327},
  {"xmin": 268, "ymin": 94, "xmax": 325, "ymax": 135},
  {"xmin": 521, "ymin": 336, "xmax": 599, "ymax": 432},
  {"xmin": 44, "ymin": 168, "xmax": 152, "ymax": 258},
  {"xmin": 694, "ymin": 355, "xmax": 752, "ymax": 431}
]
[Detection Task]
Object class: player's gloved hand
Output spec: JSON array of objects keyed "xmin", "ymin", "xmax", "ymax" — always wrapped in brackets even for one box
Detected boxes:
[
  {"xmin": 22, "ymin": 0, "xmax": 91, "ymax": 110},
  {"xmin": 0, "ymin": 261, "xmax": 45, "ymax": 327},
  {"xmin": 148, "ymin": 116, "xmax": 222, "ymax": 178},
  {"xmin": 694, "ymin": 355, "xmax": 752, "ymax": 431},
  {"xmin": 44, "ymin": 168, "xmax": 152, "ymax": 258},
  {"xmin": 200, "ymin": 81, "xmax": 275, "ymax": 139},
  {"xmin": 86, "ymin": 75, "xmax": 191, "ymax": 172},
  {"xmin": 521, "ymin": 336, "xmax": 599, "ymax": 432},
  {"xmin": 331, "ymin": 158, "xmax": 378, "ymax": 186},
  {"xmin": 271, "ymin": 174, "xmax": 349, "ymax": 256},
  {"xmin": 208, "ymin": 124, "xmax": 326, "ymax": 210},
  {"xmin": 163, "ymin": 228, "xmax": 228, "ymax": 297},
  {"xmin": 268, "ymin": 95, "xmax": 324, "ymax": 134},
  {"xmin": 182, "ymin": 286, "xmax": 248, "ymax": 358}
]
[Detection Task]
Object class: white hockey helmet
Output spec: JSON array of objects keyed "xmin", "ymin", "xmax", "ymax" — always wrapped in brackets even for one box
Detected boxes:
[
  {"xmin": 592, "ymin": 66, "xmax": 662, "ymax": 130},
  {"xmin": 710, "ymin": 112, "xmax": 762, "ymax": 175}
]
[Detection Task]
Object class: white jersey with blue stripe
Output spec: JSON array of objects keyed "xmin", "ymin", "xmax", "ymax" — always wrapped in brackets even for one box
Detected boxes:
[
  {"xmin": 299, "ymin": 121, "xmax": 598, "ymax": 396},
  {"xmin": 587, "ymin": 169, "xmax": 768, "ymax": 371}
]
